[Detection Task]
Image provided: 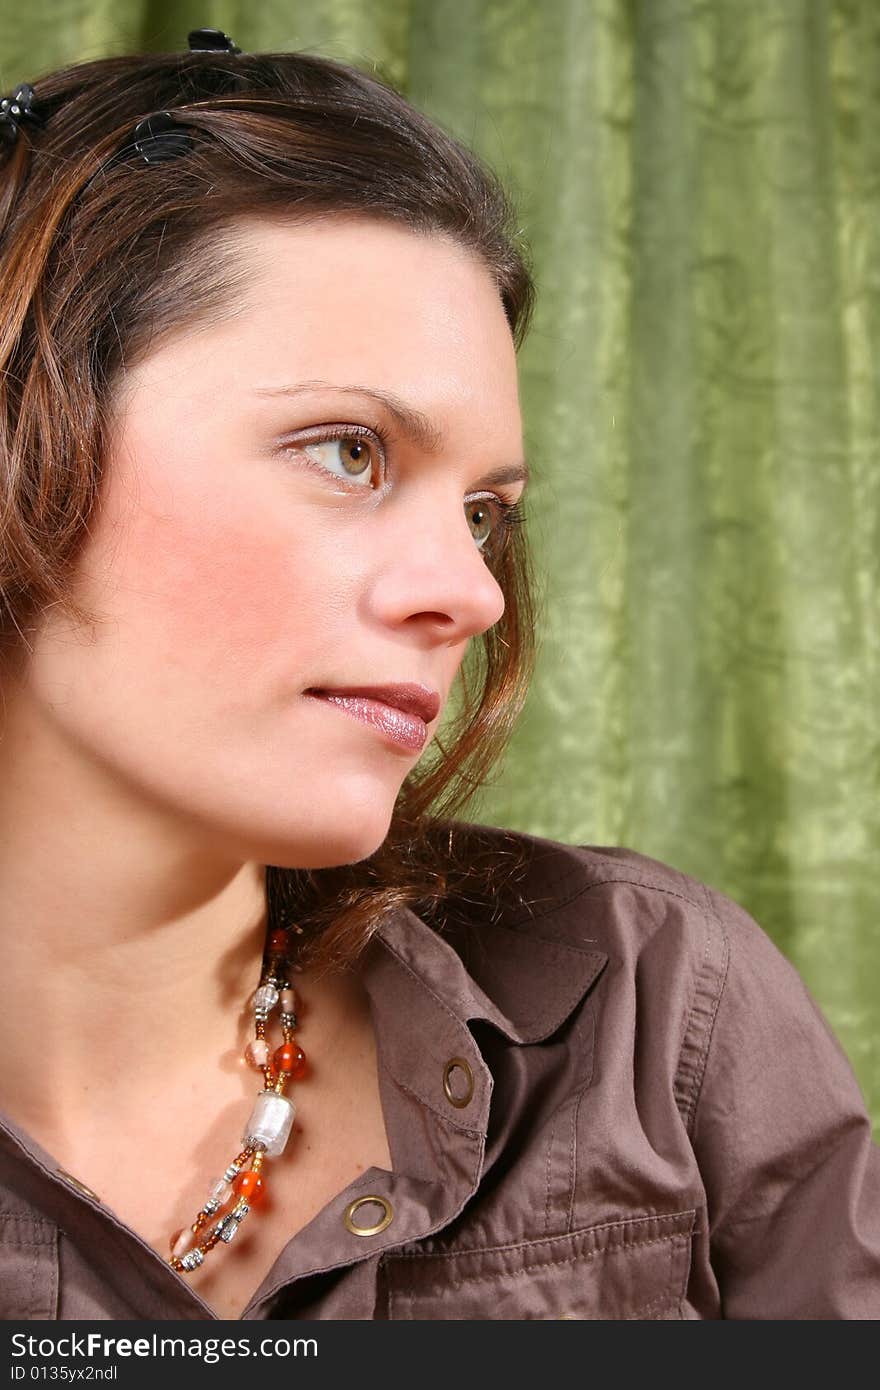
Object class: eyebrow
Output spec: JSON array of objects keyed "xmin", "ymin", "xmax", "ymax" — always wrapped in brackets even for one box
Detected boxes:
[{"xmin": 252, "ymin": 380, "xmax": 530, "ymax": 489}]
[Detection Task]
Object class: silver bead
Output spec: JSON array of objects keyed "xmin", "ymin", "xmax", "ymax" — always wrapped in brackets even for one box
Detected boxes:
[
  {"xmin": 222, "ymin": 1164, "xmax": 240, "ymax": 1184},
  {"xmin": 253, "ymin": 983, "xmax": 279, "ymax": 1012},
  {"xmin": 220, "ymin": 1218, "xmax": 241, "ymax": 1243},
  {"xmin": 203, "ymin": 1197, "xmax": 221, "ymax": 1216},
  {"xmin": 180, "ymin": 1248, "xmax": 204, "ymax": 1270}
]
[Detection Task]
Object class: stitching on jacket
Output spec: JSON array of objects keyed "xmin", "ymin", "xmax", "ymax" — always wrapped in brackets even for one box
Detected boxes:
[
  {"xmin": 675, "ymin": 907, "xmax": 713, "ymax": 1124},
  {"xmin": 500, "ymin": 859, "xmax": 708, "ymax": 932},
  {"xmin": 396, "ymin": 1233, "xmax": 689, "ymax": 1290},
  {"xmin": 672, "ymin": 883, "xmax": 730, "ymax": 1136},
  {"xmin": 0, "ymin": 1213, "xmax": 54, "ymax": 1238},
  {"xmin": 391, "ymin": 1209, "xmax": 697, "ymax": 1262},
  {"xmin": 543, "ymin": 1110, "xmax": 556, "ymax": 1235},
  {"xmin": 568, "ymin": 1082, "xmax": 584, "ymax": 1233},
  {"xmin": 496, "ymin": 837, "xmax": 711, "ymax": 916},
  {"xmin": 694, "ymin": 883, "xmax": 730, "ymax": 1118},
  {"xmin": 390, "ymin": 1232, "xmax": 693, "ymax": 1299},
  {"xmin": 26, "ymin": 1240, "xmax": 37, "ymax": 1320},
  {"xmin": 539, "ymin": 1061, "xmax": 588, "ymax": 1238},
  {"xmin": 566, "ymin": 1091, "xmax": 578, "ymax": 1233},
  {"xmin": 501, "ymin": 876, "xmax": 700, "ymax": 930},
  {"xmin": 566, "ymin": 1005, "xmax": 596, "ymax": 1232}
]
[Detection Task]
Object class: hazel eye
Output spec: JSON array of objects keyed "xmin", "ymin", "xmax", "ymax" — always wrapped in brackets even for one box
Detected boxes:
[
  {"xmin": 301, "ymin": 433, "xmax": 379, "ymax": 486},
  {"xmin": 465, "ymin": 494, "xmax": 526, "ymax": 556},
  {"xmin": 466, "ymin": 499, "xmax": 494, "ymax": 549}
]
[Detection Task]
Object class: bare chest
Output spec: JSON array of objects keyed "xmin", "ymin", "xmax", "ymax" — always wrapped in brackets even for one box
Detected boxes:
[{"xmin": 58, "ymin": 1081, "xmax": 392, "ymax": 1320}]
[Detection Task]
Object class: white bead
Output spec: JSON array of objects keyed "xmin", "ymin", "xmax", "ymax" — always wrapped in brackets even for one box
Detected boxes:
[
  {"xmin": 279, "ymin": 988, "xmax": 296, "ymax": 1013},
  {"xmin": 243, "ymin": 1091, "xmax": 296, "ymax": 1156},
  {"xmin": 209, "ymin": 1177, "xmax": 232, "ymax": 1205},
  {"xmin": 253, "ymin": 984, "xmax": 279, "ymax": 1012}
]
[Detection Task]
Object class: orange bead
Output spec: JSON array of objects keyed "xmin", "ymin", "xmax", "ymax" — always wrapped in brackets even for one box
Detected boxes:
[
  {"xmin": 234, "ymin": 1169, "xmax": 265, "ymax": 1205},
  {"xmin": 268, "ymin": 928, "xmax": 288, "ymax": 954},
  {"xmin": 274, "ymin": 1042, "xmax": 307, "ymax": 1078}
]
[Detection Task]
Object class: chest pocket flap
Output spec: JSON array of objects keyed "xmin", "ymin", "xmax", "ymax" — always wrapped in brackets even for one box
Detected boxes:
[{"xmin": 382, "ymin": 1210, "xmax": 696, "ymax": 1320}]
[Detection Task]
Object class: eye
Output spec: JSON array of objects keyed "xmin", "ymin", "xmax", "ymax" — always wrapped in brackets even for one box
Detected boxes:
[
  {"xmin": 297, "ymin": 426, "xmax": 383, "ymax": 488},
  {"xmin": 465, "ymin": 495, "xmax": 527, "ymax": 555},
  {"xmin": 466, "ymin": 499, "xmax": 494, "ymax": 549}
]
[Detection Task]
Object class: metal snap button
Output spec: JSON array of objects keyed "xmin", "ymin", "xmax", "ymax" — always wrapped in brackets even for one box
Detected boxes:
[
  {"xmin": 343, "ymin": 1194, "xmax": 394, "ymax": 1237},
  {"xmin": 442, "ymin": 1056, "xmax": 475, "ymax": 1108}
]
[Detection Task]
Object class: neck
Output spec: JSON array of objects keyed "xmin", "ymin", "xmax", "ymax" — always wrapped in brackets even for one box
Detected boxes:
[
  {"xmin": 0, "ymin": 656, "xmax": 381, "ymax": 1190},
  {"xmin": 0, "ymin": 664, "xmax": 275, "ymax": 1143}
]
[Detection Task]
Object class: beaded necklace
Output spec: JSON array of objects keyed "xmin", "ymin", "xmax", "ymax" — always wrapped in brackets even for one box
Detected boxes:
[{"xmin": 168, "ymin": 922, "xmax": 308, "ymax": 1274}]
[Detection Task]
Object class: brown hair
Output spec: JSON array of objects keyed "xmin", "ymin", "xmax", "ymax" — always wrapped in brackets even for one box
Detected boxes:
[{"xmin": 0, "ymin": 42, "xmax": 541, "ymax": 971}]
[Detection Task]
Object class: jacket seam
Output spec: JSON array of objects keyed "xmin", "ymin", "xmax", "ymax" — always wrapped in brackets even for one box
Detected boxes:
[
  {"xmin": 502, "ymin": 872, "xmax": 707, "ymax": 932},
  {"xmin": 565, "ymin": 1005, "xmax": 596, "ymax": 1233},
  {"xmin": 392, "ymin": 1231, "xmax": 692, "ymax": 1288},
  {"xmin": 672, "ymin": 883, "xmax": 730, "ymax": 1136},
  {"xmin": 494, "ymin": 834, "xmax": 710, "ymax": 905},
  {"xmin": 391, "ymin": 1208, "xmax": 697, "ymax": 1262}
]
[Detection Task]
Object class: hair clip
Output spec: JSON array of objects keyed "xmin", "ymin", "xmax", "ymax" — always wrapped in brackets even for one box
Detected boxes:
[
  {"xmin": 187, "ymin": 28, "xmax": 242, "ymax": 54},
  {"xmin": 132, "ymin": 110, "xmax": 193, "ymax": 164},
  {"xmin": 0, "ymin": 82, "xmax": 43, "ymax": 149}
]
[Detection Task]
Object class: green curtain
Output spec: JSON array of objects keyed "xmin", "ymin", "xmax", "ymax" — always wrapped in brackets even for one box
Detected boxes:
[{"xmin": 2, "ymin": 0, "xmax": 877, "ymax": 1135}]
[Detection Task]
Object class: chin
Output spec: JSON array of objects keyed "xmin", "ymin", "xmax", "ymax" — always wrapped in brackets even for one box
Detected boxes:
[
  {"xmin": 258, "ymin": 815, "xmax": 395, "ymax": 872},
  {"xmin": 209, "ymin": 771, "xmax": 400, "ymax": 869}
]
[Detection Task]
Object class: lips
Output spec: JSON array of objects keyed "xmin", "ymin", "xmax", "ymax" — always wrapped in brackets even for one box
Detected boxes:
[
  {"xmin": 304, "ymin": 685, "xmax": 439, "ymax": 753},
  {"xmin": 304, "ymin": 684, "xmax": 441, "ymax": 724}
]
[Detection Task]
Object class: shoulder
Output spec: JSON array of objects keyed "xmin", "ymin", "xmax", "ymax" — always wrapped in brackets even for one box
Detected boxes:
[
  {"xmin": 415, "ymin": 823, "xmax": 880, "ymax": 1318},
  {"xmin": 432, "ymin": 819, "xmax": 836, "ymax": 1113},
  {"xmin": 435, "ymin": 816, "xmax": 765, "ymax": 976}
]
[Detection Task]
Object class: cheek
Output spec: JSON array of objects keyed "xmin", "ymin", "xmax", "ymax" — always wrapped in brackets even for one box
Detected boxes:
[
  {"xmin": 149, "ymin": 522, "xmax": 294, "ymax": 661},
  {"xmin": 100, "ymin": 487, "xmax": 334, "ymax": 689}
]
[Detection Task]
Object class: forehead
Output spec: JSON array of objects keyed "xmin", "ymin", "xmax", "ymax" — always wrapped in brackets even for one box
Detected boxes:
[{"xmin": 123, "ymin": 215, "xmax": 522, "ymax": 436}]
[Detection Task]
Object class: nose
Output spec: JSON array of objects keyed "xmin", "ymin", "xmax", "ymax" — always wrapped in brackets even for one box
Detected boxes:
[{"xmin": 370, "ymin": 500, "xmax": 507, "ymax": 642}]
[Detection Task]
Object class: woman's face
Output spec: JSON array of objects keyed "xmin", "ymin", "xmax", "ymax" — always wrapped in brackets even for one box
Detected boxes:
[{"xmin": 17, "ymin": 217, "xmax": 527, "ymax": 868}]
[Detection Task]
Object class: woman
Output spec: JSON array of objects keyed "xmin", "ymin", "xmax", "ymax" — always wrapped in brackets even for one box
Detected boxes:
[{"xmin": 0, "ymin": 29, "xmax": 877, "ymax": 1322}]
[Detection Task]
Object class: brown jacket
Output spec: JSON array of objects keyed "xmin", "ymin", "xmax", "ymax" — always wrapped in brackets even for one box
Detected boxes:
[{"xmin": 1, "ymin": 825, "xmax": 878, "ymax": 1319}]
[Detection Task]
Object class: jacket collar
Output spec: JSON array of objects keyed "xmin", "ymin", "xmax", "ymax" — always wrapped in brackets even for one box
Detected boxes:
[{"xmin": 369, "ymin": 878, "xmax": 603, "ymax": 1045}]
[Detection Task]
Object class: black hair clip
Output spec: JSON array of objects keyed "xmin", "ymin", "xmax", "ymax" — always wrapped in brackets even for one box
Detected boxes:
[
  {"xmin": 187, "ymin": 28, "xmax": 242, "ymax": 54},
  {"xmin": 0, "ymin": 82, "xmax": 43, "ymax": 150},
  {"xmin": 124, "ymin": 30, "xmax": 244, "ymax": 167},
  {"xmin": 132, "ymin": 110, "xmax": 193, "ymax": 164}
]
